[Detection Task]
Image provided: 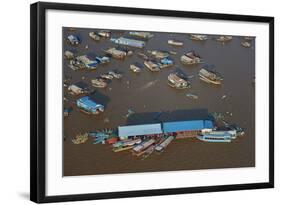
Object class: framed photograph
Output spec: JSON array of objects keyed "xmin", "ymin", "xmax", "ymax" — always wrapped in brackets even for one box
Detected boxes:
[{"xmin": 30, "ymin": 2, "xmax": 274, "ymax": 203}]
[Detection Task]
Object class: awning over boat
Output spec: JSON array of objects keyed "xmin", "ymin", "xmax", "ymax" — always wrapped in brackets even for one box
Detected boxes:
[
  {"xmin": 163, "ymin": 120, "xmax": 213, "ymax": 133},
  {"xmin": 118, "ymin": 123, "xmax": 162, "ymax": 137}
]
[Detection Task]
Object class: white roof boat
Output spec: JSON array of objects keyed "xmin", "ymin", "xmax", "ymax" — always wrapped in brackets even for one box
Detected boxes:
[
  {"xmin": 168, "ymin": 39, "xmax": 184, "ymax": 46},
  {"xmin": 168, "ymin": 73, "xmax": 190, "ymax": 89},
  {"xmin": 144, "ymin": 60, "xmax": 161, "ymax": 72},
  {"xmin": 189, "ymin": 34, "xmax": 208, "ymax": 41}
]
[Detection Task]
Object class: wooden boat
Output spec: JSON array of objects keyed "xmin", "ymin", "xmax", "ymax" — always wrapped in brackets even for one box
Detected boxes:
[
  {"xmin": 100, "ymin": 74, "xmax": 114, "ymax": 80},
  {"xmin": 168, "ymin": 39, "xmax": 183, "ymax": 46},
  {"xmin": 98, "ymin": 30, "xmax": 111, "ymax": 37},
  {"xmin": 104, "ymin": 48, "xmax": 127, "ymax": 59},
  {"xmin": 89, "ymin": 32, "xmax": 100, "ymax": 41},
  {"xmin": 199, "ymin": 68, "xmax": 223, "ymax": 85},
  {"xmin": 241, "ymin": 41, "xmax": 251, "ymax": 48},
  {"xmin": 144, "ymin": 60, "xmax": 161, "ymax": 72},
  {"xmin": 148, "ymin": 50, "xmax": 169, "ymax": 59},
  {"xmin": 189, "ymin": 34, "xmax": 208, "ymax": 41},
  {"xmin": 155, "ymin": 136, "xmax": 174, "ymax": 152},
  {"xmin": 130, "ymin": 64, "xmax": 141, "ymax": 73},
  {"xmin": 91, "ymin": 78, "xmax": 107, "ymax": 88},
  {"xmin": 108, "ymin": 71, "xmax": 122, "ymax": 79},
  {"xmin": 216, "ymin": 36, "xmax": 232, "ymax": 42},
  {"xmin": 168, "ymin": 73, "xmax": 190, "ymax": 89},
  {"xmin": 181, "ymin": 51, "xmax": 202, "ymax": 65}
]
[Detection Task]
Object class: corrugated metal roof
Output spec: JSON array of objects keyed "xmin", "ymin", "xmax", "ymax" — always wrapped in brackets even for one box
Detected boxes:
[
  {"xmin": 204, "ymin": 120, "xmax": 214, "ymax": 129},
  {"xmin": 118, "ymin": 123, "xmax": 162, "ymax": 137},
  {"xmin": 77, "ymin": 96, "xmax": 103, "ymax": 109},
  {"xmin": 163, "ymin": 120, "xmax": 213, "ymax": 133}
]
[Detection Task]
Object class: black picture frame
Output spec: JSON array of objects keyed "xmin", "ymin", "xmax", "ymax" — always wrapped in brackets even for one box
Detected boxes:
[{"xmin": 30, "ymin": 2, "xmax": 274, "ymax": 203}]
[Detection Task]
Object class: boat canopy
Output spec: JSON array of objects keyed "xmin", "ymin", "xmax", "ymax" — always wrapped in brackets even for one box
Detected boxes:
[
  {"xmin": 163, "ymin": 120, "xmax": 213, "ymax": 133},
  {"xmin": 118, "ymin": 123, "xmax": 162, "ymax": 137}
]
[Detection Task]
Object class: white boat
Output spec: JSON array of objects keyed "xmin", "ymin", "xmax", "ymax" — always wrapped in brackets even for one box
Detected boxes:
[{"xmin": 168, "ymin": 39, "xmax": 183, "ymax": 46}]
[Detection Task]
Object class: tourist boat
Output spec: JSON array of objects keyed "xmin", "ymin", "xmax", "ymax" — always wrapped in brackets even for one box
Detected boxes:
[
  {"xmin": 129, "ymin": 31, "xmax": 154, "ymax": 39},
  {"xmin": 144, "ymin": 60, "xmax": 161, "ymax": 72},
  {"xmin": 216, "ymin": 36, "xmax": 233, "ymax": 42},
  {"xmin": 198, "ymin": 68, "xmax": 223, "ymax": 85},
  {"xmin": 168, "ymin": 73, "xmax": 190, "ymax": 89},
  {"xmin": 155, "ymin": 136, "xmax": 174, "ymax": 152},
  {"xmin": 110, "ymin": 37, "xmax": 145, "ymax": 48},
  {"xmin": 168, "ymin": 39, "xmax": 184, "ymax": 46},
  {"xmin": 98, "ymin": 30, "xmax": 111, "ymax": 37},
  {"xmin": 241, "ymin": 41, "xmax": 251, "ymax": 48},
  {"xmin": 108, "ymin": 71, "xmax": 122, "ymax": 79},
  {"xmin": 67, "ymin": 35, "xmax": 80, "ymax": 45},
  {"xmin": 180, "ymin": 51, "xmax": 203, "ymax": 65},
  {"xmin": 100, "ymin": 74, "xmax": 114, "ymax": 80},
  {"xmin": 130, "ymin": 64, "xmax": 142, "ymax": 73},
  {"xmin": 197, "ymin": 130, "xmax": 237, "ymax": 143},
  {"xmin": 91, "ymin": 78, "xmax": 107, "ymax": 88},
  {"xmin": 89, "ymin": 32, "xmax": 100, "ymax": 41},
  {"xmin": 104, "ymin": 48, "xmax": 127, "ymax": 59},
  {"xmin": 148, "ymin": 50, "xmax": 169, "ymax": 59},
  {"xmin": 189, "ymin": 34, "xmax": 208, "ymax": 41}
]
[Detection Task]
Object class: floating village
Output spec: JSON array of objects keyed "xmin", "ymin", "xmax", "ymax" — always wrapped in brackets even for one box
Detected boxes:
[{"xmin": 64, "ymin": 29, "xmax": 254, "ymax": 161}]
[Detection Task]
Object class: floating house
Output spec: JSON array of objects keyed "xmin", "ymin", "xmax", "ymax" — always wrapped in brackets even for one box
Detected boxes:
[
  {"xmin": 76, "ymin": 96, "xmax": 104, "ymax": 114},
  {"xmin": 110, "ymin": 37, "xmax": 146, "ymax": 48}
]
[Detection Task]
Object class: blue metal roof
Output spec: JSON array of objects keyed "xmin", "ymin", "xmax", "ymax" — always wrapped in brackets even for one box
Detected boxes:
[
  {"xmin": 76, "ymin": 96, "xmax": 103, "ymax": 109},
  {"xmin": 118, "ymin": 123, "xmax": 162, "ymax": 137},
  {"xmin": 163, "ymin": 120, "xmax": 214, "ymax": 133}
]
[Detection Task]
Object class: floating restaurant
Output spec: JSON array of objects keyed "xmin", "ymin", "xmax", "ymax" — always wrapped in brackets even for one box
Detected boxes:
[{"xmin": 118, "ymin": 120, "xmax": 214, "ymax": 140}]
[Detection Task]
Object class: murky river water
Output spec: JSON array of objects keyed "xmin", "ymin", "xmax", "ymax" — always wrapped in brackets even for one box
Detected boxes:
[{"xmin": 63, "ymin": 28, "xmax": 255, "ymax": 176}]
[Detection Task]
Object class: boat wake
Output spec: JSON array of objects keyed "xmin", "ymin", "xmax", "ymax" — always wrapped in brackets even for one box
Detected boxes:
[{"xmin": 139, "ymin": 80, "xmax": 159, "ymax": 91}]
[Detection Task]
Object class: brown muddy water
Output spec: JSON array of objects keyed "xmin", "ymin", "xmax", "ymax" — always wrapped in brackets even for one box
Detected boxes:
[{"xmin": 63, "ymin": 28, "xmax": 255, "ymax": 176}]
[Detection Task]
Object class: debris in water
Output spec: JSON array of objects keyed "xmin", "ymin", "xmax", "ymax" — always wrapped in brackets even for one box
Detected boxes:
[
  {"xmin": 186, "ymin": 93, "xmax": 198, "ymax": 100},
  {"xmin": 140, "ymin": 80, "xmax": 159, "ymax": 91},
  {"xmin": 85, "ymin": 45, "xmax": 89, "ymax": 49},
  {"xmin": 221, "ymin": 95, "xmax": 227, "ymax": 99}
]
